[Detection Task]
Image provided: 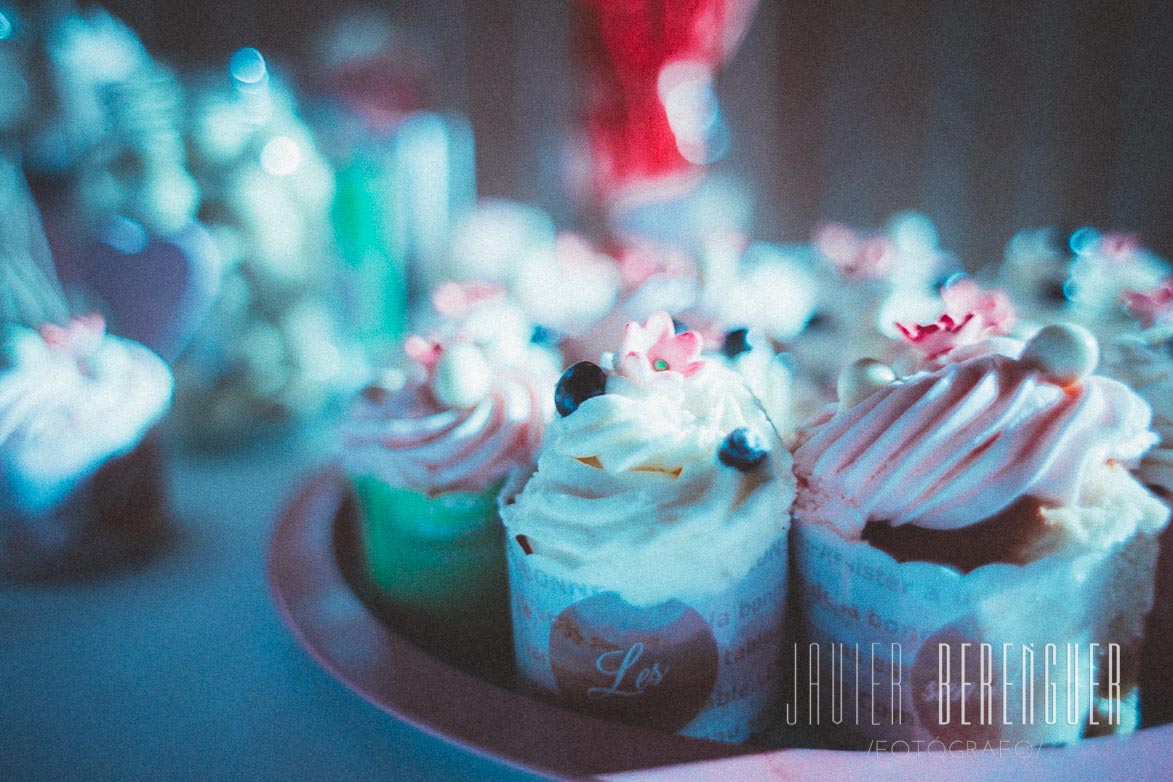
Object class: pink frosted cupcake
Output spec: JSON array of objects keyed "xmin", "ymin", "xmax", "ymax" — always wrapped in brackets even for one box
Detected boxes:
[
  {"xmin": 792, "ymin": 317, "xmax": 1169, "ymax": 746},
  {"xmin": 340, "ymin": 286, "xmax": 557, "ymax": 666}
]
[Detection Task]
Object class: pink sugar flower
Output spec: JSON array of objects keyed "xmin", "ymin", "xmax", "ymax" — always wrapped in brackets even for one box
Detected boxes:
[
  {"xmin": 941, "ymin": 279, "xmax": 1017, "ymax": 336},
  {"xmin": 1124, "ymin": 279, "xmax": 1173, "ymax": 328},
  {"xmin": 1098, "ymin": 231, "xmax": 1141, "ymax": 263},
  {"xmin": 39, "ymin": 314, "xmax": 106, "ymax": 358},
  {"xmin": 896, "ymin": 313, "xmax": 982, "ymax": 360},
  {"xmin": 403, "ymin": 334, "xmax": 443, "ymax": 370},
  {"xmin": 898, "ymin": 281, "xmax": 1016, "ymax": 360},
  {"xmin": 431, "ymin": 281, "xmax": 507, "ymax": 318},
  {"xmin": 617, "ymin": 311, "xmax": 704, "ymax": 380},
  {"xmin": 813, "ymin": 221, "xmax": 895, "ymax": 281}
]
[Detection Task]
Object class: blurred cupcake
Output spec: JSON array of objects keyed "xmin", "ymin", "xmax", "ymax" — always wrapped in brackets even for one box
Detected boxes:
[
  {"xmin": 501, "ymin": 312, "xmax": 794, "ymax": 742},
  {"xmin": 175, "ymin": 49, "xmax": 355, "ymax": 448},
  {"xmin": 1, "ymin": 161, "xmax": 171, "ymax": 583},
  {"xmin": 988, "ymin": 227, "xmax": 1072, "ymax": 330},
  {"xmin": 990, "ymin": 227, "xmax": 1171, "ymax": 343},
  {"xmin": 508, "ymin": 232, "xmax": 620, "ymax": 354},
  {"xmin": 1112, "ymin": 280, "xmax": 1173, "ymax": 498},
  {"xmin": 794, "ymin": 212, "xmax": 956, "ymax": 396},
  {"xmin": 680, "ymin": 236, "xmax": 819, "ymax": 440},
  {"xmin": 340, "ymin": 286, "xmax": 557, "ymax": 668},
  {"xmin": 792, "ymin": 317, "xmax": 1169, "ymax": 746},
  {"xmin": 558, "ymin": 237, "xmax": 696, "ymax": 365},
  {"xmin": 1065, "ymin": 229, "xmax": 1169, "ymax": 339},
  {"xmin": 1107, "ymin": 280, "xmax": 1173, "ymax": 724},
  {"xmin": 688, "ymin": 236, "xmax": 818, "ymax": 350}
]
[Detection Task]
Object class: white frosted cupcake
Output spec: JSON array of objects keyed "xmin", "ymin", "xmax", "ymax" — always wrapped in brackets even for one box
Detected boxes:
[
  {"xmin": 1, "ymin": 318, "xmax": 172, "ymax": 582},
  {"xmin": 1065, "ymin": 229, "xmax": 1170, "ymax": 339},
  {"xmin": 501, "ymin": 312, "xmax": 794, "ymax": 742},
  {"xmin": 1, "ymin": 161, "xmax": 172, "ymax": 582},
  {"xmin": 992, "ymin": 227, "xmax": 1171, "ymax": 342}
]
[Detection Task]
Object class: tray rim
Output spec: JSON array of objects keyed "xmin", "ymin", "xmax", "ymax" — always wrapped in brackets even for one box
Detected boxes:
[{"xmin": 267, "ymin": 467, "xmax": 1173, "ymax": 781}]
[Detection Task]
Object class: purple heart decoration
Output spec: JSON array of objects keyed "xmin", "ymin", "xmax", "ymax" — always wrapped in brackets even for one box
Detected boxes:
[{"xmin": 51, "ymin": 216, "xmax": 221, "ymax": 362}]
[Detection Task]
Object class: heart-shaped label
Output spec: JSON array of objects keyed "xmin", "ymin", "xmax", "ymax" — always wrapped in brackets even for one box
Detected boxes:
[
  {"xmin": 910, "ymin": 616, "xmax": 1003, "ymax": 744},
  {"xmin": 50, "ymin": 216, "xmax": 220, "ymax": 362},
  {"xmin": 549, "ymin": 591, "xmax": 718, "ymax": 732}
]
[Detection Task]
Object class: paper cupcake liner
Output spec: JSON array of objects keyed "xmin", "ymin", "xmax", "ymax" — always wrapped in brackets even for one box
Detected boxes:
[
  {"xmin": 506, "ymin": 533, "xmax": 789, "ymax": 743},
  {"xmin": 1140, "ymin": 487, "xmax": 1173, "ymax": 726},
  {"xmin": 349, "ymin": 475, "xmax": 509, "ymax": 666},
  {"xmin": 793, "ymin": 520, "xmax": 1162, "ymax": 746},
  {"xmin": 0, "ymin": 433, "xmax": 168, "ymax": 584}
]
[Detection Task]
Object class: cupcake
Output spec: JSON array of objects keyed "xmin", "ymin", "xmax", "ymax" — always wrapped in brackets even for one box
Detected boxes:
[
  {"xmin": 508, "ymin": 232, "xmax": 620, "ymax": 351},
  {"xmin": 559, "ymin": 237, "xmax": 698, "ymax": 366},
  {"xmin": 1107, "ymin": 280, "xmax": 1173, "ymax": 725},
  {"xmin": 991, "ymin": 227, "xmax": 1171, "ymax": 342},
  {"xmin": 988, "ymin": 227, "xmax": 1072, "ymax": 330},
  {"xmin": 339, "ymin": 287, "xmax": 557, "ymax": 669},
  {"xmin": 668, "ymin": 237, "xmax": 819, "ymax": 441},
  {"xmin": 1065, "ymin": 229, "xmax": 1169, "ymax": 339},
  {"xmin": 501, "ymin": 312, "xmax": 794, "ymax": 742},
  {"xmin": 792, "ymin": 318, "xmax": 1169, "ymax": 746},
  {"xmin": 794, "ymin": 212, "xmax": 956, "ymax": 398},
  {"xmin": 665, "ymin": 233, "xmax": 817, "ymax": 350},
  {"xmin": 1113, "ymin": 280, "xmax": 1173, "ymax": 498},
  {"xmin": 1, "ymin": 163, "xmax": 172, "ymax": 583}
]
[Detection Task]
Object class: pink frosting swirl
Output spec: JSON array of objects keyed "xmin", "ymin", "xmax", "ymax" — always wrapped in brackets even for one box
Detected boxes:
[
  {"xmin": 341, "ymin": 370, "xmax": 548, "ymax": 495},
  {"xmin": 794, "ymin": 351, "xmax": 1156, "ymax": 534}
]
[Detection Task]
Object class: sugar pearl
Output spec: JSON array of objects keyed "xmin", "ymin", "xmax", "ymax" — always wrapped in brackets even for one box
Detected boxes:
[
  {"xmin": 432, "ymin": 343, "xmax": 492, "ymax": 408},
  {"xmin": 1020, "ymin": 323, "xmax": 1099, "ymax": 386},
  {"xmin": 837, "ymin": 359, "xmax": 897, "ymax": 408}
]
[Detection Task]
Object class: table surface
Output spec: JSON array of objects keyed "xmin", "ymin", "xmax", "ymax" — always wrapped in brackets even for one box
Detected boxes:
[{"xmin": 0, "ymin": 427, "xmax": 549, "ymax": 782}]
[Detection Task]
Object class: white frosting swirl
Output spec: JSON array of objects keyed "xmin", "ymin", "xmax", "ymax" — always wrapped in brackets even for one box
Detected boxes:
[
  {"xmin": 794, "ymin": 348, "xmax": 1157, "ymax": 535},
  {"xmin": 718, "ymin": 332, "xmax": 801, "ymax": 441},
  {"xmin": 501, "ymin": 362, "xmax": 794, "ymax": 606},
  {"xmin": 0, "ymin": 328, "xmax": 173, "ymax": 515}
]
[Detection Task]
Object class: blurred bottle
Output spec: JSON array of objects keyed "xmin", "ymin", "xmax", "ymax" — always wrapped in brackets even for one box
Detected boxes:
[{"xmin": 305, "ymin": 8, "xmax": 475, "ymax": 363}]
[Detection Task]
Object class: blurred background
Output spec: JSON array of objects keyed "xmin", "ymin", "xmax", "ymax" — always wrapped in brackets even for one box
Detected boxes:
[
  {"xmin": 86, "ymin": 0, "xmax": 1173, "ymax": 266},
  {"xmin": 4, "ymin": 3, "xmax": 1173, "ymax": 780}
]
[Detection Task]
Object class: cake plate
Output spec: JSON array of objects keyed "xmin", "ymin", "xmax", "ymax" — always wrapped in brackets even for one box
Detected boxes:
[{"xmin": 268, "ymin": 469, "xmax": 1173, "ymax": 781}]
